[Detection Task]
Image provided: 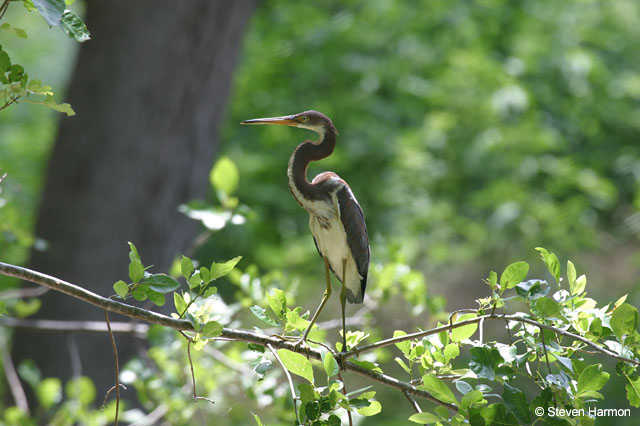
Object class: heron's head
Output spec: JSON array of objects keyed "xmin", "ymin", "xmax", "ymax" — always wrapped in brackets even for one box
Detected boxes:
[{"xmin": 241, "ymin": 110, "xmax": 337, "ymax": 139}]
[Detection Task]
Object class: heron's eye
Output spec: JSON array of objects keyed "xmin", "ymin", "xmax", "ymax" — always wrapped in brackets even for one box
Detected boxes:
[{"xmin": 299, "ymin": 116, "xmax": 309, "ymax": 123}]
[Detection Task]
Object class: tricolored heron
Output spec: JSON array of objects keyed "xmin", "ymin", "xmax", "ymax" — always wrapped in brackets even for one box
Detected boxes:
[{"xmin": 241, "ymin": 110, "xmax": 370, "ymax": 351}]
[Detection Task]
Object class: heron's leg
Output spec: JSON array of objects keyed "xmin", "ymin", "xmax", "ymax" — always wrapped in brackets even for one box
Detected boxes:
[
  {"xmin": 299, "ymin": 256, "xmax": 332, "ymax": 343},
  {"xmin": 340, "ymin": 258, "xmax": 348, "ymax": 353}
]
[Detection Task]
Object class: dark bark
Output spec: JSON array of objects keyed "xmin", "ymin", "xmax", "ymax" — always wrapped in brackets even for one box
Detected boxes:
[{"xmin": 11, "ymin": 0, "xmax": 257, "ymax": 402}]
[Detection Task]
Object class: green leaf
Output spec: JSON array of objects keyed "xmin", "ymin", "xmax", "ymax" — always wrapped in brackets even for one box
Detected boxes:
[
  {"xmin": 503, "ymin": 383, "xmax": 530, "ymax": 424},
  {"xmin": 350, "ymin": 358, "xmax": 382, "ymax": 373},
  {"xmin": 444, "ymin": 343, "xmax": 460, "ymax": 363},
  {"xmin": 181, "ymin": 256, "xmax": 194, "ymax": 278},
  {"xmin": 567, "ymin": 260, "xmax": 577, "ymax": 294},
  {"xmin": 147, "ymin": 290, "xmax": 165, "ymax": 306},
  {"xmin": 611, "ymin": 303, "xmax": 639, "ymax": 340},
  {"xmin": 142, "ymin": 274, "xmax": 181, "ymax": 294},
  {"xmin": 32, "ymin": 0, "xmax": 65, "ymax": 26},
  {"xmin": 455, "ymin": 380, "xmax": 473, "ymax": 395},
  {"xmin": 535, "ymin": 297, "xmax": 561, "ymax": 318},
  {"xmin": 276, "ymin": 349, "xmax": 314, "ymax": 384},
  {"xmin": 65, "ymin": 376, "xmax": 95, "ymax": 406},
  {"xmin": 174, "ymin": 292, "xmax": 186, "ymax": 314},
  {"xmin": 284, "ymin": 308, "xmax": 312, "ymax": 332},
  {"xmin": 574, "ymin": 274, "xmax": 587, "ymax": 295},
  {"xmin": 515, "ymin": 280, "xmax": 549, "ymax": 301},
  {"xmin": 199, "ymin": 266, "xmax": 210, "ymax": 283},
  {"xmin": 129, "ymin": 260, "xmax": 144, "ymax": 283},
  {"xmin": 60, "ymin": 10, "xmax": 90, "ymax": 42},
  {"xmin": 189, "ymin": 271, "xmax": 202, "ymax": 288},
  {"xmin": 393, "ymin": 330, "xmax": 410, "ymax": 355},
  {"xmin": 500, "ymin": 261, "xmax": 529, "ymax": 289},
  {"xmin": 409, "ymin": 412, "xmax": 442, "ymax": 424},
  {"xmin": 250, "ymin": 305, "xmax": 279, "ymax": 326},
  {"xmin": 323, "ymin": 351, "xmax": 338, "ymax": 378},
  {"xmin": 451, "ymin": 313, "xmax": 478, "ymax": 342},
  {"xmin": 469, "ymin": 347, "xmax": 502, "ymax": 381},
  {"xmin": 419, "ymin": 375, "xmax": 458, "ymax": 405},
  {"xmin": 298, "ymin": 383, "xmax": 316, "ymax": 405},
  {"xmin": 25, "ymin": 95, "xmax": 76, "ymax": 116},
  {"xmin": 210, "ymin": 156, "xmax": 239, "ymax": 196},
  {"xmin": 395, "ymin": 357, "xmax": 411, "ymax": 374},
  {"xmin": 252, "ymin": 413, "xmax": 264, "ymax": 426},
  {"xmin": 36, "ymin": 377, "xmax": 61, "ymax": 409},
  {"xmin": 267, "ymin": 288, "xmax": 287, "ymax": 320},
  {"xmin": 461, "ymin": 390, "xmax": 486, "ymax": 410},
  {"xmin": 210, "ymin": 256, "xmax": 242, "ymax": 281},
  {"xmin": 0, "ymin": 24, "xmax": 28, "ymax": 39},
  {"xmin": 202, "ymin": 320, "xmax": 223, "ymax": 338},
  {"xmin": 357, "ymin": 400, "xmax": 381, "ymax": 416},
  {"xmin": 487, "ymin": 270, "xmax": 498, "ymax": 290},
  {"xmin": 127, "ymin": 242, "xmax": 141, "ymax": 262},
  {"xmin": 304, "ymin": 401, "xmax": 320, "ymax": 420},
  {"xmin": 113, "ymin": 280, "xmax": 128, "ymax": 298},
  {"xmin": 577, "ymin": 364, "xmax": 610, "ymax": 395},
  {"xmin": 248, "ymin": 343, "xmax": 265, "ymax": 353},
  {"xmin": 536, "ymin": 247, "xmax": 561, "ymax": 284},
  {"xmin": 625, "ymin": 377, "xmax": 640, "ymax": 407},
  {"xmin": 9, "ymin": 64, "xmax": 25, "ymax": 83},
  {"xmin": 131, "ymin": 284, "xmax": 148, "ymax": 301},
  {"xmin": 0, "ymin": 49, "xmax": 11, "ymax": 72}
]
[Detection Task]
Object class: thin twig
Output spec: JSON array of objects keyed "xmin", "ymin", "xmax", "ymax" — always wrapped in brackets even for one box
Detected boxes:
[
  {"xmin": 342, "ymin": 313, "xmax": 640, "ymax": 367},
  {"xmin": 0, "ymin": 0, "xmax": 9, "ymax": 22},
  {"xmin": 0, "ymin": 261, "xmax": 458, "ymax": 409},
  {"xmin": 0, "ymin": 317, "xmax": 148, "ymax": 336},
  {"xmin": 403, "ymin": 390, "xmax": 422, "ymax": 413},
  {"xmin": 104, "ymin": 311, "xmax": 120, "ymax": 426},
  {"xmin": 0, "ymin": 286, "xmax": 48, "ymax": 300},
  {"xmin": 267, "ymin": 344, "xmax": 299, "ymax": 423},
  {"xmin": 337, "ymin": 369, "xmax": 353, "ymax": 426},
  {"xmin": 540, "ymin": 329, "xmax": 558, "ymax": 408},
  {"xmin": 0, "ymin": 331, "xmax": 29, "ymax": 414},
  {"xmin": 183, "ymin": 336, "xmax": 215, "ymax": 404},
  {"xmin": 3, "ymin": 261, "xmax": 638, "ymax": 411}
]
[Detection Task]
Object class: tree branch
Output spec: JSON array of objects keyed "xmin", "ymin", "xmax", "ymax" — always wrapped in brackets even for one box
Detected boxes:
[
  {"xmin": 342, "ymin": 312, "xmax": 640, "ymax": 367},
  {"xmin": 0, "ymin": 262, "xmax": 457, "ymax": 410},
  {"xmin": 0, "ymin": 317, "xmax": 148, "ymax": 336}
]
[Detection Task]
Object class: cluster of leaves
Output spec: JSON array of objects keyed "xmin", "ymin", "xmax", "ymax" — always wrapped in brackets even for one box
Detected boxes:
[
  {"xmin": 0, "ymin": 0, "xmax": 89, "ymax": 114},
  {"xmin": 255, "ymin": 348, "xmax": 381, "ymax": 426},
  {"xmin": 393, "ymin": 248, "xmax": 640, "ymax": 425},
  {"xmin": 112, "ymin": 242, "xmax": 241, "ymax": 349}
]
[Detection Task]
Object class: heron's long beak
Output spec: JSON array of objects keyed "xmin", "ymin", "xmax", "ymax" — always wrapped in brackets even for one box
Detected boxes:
[{"xmin": 240, "ymin": 115, "xmax": 298, "ymax": 126}]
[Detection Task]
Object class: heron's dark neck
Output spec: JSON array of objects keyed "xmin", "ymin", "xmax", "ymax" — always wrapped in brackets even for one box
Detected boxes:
[{"xmin": 288, "ymin": 128, "xmax": 336, "ymax": 202}]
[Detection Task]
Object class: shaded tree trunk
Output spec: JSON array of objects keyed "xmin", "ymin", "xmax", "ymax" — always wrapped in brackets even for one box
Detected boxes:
[{"xmin": 12, "ymin": 0, "xmax": 257, "ymax": 402}]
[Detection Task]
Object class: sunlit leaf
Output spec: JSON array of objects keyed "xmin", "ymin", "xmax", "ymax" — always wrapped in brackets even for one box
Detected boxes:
[
  {"xmin": 419, "ymin": 375, "xmax": 458, "ymax": 405},
  {"xmin": 210, "ymin": 256, "xmax": 242, "ymax": 281},
  {"xmin": 210, "ymin": 156, "xmax": 239, "ymax": 196},
  {"xmin": 500, "ymin": 261, "xmax": 529, "ymax": 289},
  {"xmin": 276, "ymin": 349, "xmax": 314, "ymax": 384},
  {"xmin": 323, "ymin": 351, "xmax": 338, "ymax": 378},
  {"xmin": 113, "ymin": 280, "xmax": 129, "ymax": 298},
  {"xmin": 611, "ymin": 303, "xmax": 639, "ymax": 340},
  {"xmin": 536, "ymin": 247, "xmax": 561, "ymax": 284}
]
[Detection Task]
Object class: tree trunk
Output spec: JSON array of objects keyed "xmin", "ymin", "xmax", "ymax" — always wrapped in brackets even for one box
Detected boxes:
[{"xmin": 12, "ymin": 0, "xmax": 257, "ymax": 403}]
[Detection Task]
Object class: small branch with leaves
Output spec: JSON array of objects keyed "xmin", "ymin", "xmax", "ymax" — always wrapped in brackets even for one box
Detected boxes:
[{"xmin": 2, "ymin": 245, "xmax": 640, "ymax": 425}]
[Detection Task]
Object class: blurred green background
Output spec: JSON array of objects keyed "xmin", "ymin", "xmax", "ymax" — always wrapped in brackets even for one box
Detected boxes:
[{"xmin": 2, "ymin": 0, "xmax": 640, "ymax": 424}]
